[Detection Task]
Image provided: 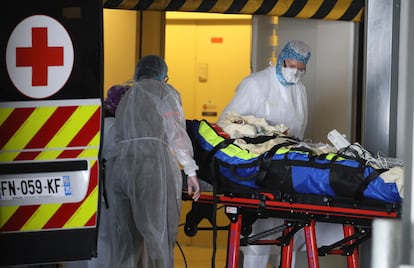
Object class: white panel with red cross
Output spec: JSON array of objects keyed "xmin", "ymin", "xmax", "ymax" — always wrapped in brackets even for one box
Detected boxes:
[{"xmin": 6, "ymin": 15, "xmax": 74, "ymax": 99}]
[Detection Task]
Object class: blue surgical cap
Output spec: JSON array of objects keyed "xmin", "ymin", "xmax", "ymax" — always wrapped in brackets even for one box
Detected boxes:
[
  {"xmin": 133, "ymin": 55, "xmax": 168, "ymax": 82},
  {"xmin": 276, "ymin": 40, "xmax": 311, "ymax": 86}
]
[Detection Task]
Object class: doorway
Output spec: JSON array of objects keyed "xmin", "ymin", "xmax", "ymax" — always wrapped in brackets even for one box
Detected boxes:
[
  {"xmin": 165, "ymin": 11, "xmax": 252, "ymax": 249},
  {"xmin": 165, "ymin": 12, "xmax": 252, "ymax": 122}
]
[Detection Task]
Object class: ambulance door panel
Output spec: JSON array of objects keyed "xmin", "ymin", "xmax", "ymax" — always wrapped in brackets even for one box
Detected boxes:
[{"xmin": 1, "ymin": 0, "xmax": 103, "ymax": 265}]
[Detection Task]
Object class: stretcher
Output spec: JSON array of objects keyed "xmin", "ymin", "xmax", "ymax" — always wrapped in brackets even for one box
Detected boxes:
[
  {"xmin": 183, "ymin": 119, "xmax": 402, "ymax": 267},
  {"xmin": 182, "ymin": 187, "xmax": 401, "ymax": 268}
]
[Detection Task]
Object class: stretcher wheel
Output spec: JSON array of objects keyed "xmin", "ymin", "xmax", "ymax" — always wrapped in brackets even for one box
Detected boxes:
[
  {"xmin": 241, "ymin": 225, "xmax": 252, "ymax": 236},
  {"xmin": 184, "ymin": 225, "xmax": 197, "ymax": 237}
]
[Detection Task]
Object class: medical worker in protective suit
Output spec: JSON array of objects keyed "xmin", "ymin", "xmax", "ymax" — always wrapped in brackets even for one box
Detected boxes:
[
  {"xmin": 220, "ymin": 40, "xmax": 343, "ymax": 267},
  {"xmin": 220, "ymin": 40, "xmax": 309, "ymax": 138},
  {"xmin": 87, "ymin": 84, "xmax": 130, "ymax": 268},
  {"xmin": 106, "ymin": 55, "xmax": 201, "ymax": 268}
]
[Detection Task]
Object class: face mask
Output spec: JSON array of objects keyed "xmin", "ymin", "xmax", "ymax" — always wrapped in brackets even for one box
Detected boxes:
[{"xmin": 282, "ymin": 67, "xmax": 305, "ymax": 84}]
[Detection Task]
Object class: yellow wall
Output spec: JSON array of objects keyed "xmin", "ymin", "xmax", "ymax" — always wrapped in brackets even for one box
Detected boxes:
[
  {"xmin": 103, "ymin": 9, "xmax": 138, "ymax": 95},
  {"xmin": 103, "ymin": 10, "xmax": 165, "ymax": 96}
]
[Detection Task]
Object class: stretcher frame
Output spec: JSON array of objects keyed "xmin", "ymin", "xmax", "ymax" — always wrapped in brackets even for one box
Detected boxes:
[{"xmin": 182, "ymin": 191, "xmax": 400, "ymax": 268}]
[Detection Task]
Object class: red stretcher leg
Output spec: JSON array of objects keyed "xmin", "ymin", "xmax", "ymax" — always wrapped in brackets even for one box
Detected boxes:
[
  {"xmin": 304, "ymin": 220, "xmax": 320, "ymax": 268},
  {"xmin": 280, "ymin": 225, "xmax": 294, "ymax": 268},
  {"xmin": 343, "ymin": 225, "xmax": 359, "ymax": 268},
  {"xmin": 227, "ymin": 214, "xmax": 242, "ymax": 268}
]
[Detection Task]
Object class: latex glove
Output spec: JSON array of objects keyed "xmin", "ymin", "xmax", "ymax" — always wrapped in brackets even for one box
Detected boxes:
[{"xmin": 187, "ymin": 175, "xmax": 200, "ymax": 201}]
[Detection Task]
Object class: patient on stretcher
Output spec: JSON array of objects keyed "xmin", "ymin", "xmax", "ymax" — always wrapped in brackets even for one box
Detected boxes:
[
  {"xmin": 187, "ymin": 113, "xmax": 403, "ymax": 203},
  {"xmin": 217, "ymin": 112, "xmax": 404, "ymax": 199},
  {"xmin": 184, "ymin": 113, "xmax": 402, "ymax": 268}
]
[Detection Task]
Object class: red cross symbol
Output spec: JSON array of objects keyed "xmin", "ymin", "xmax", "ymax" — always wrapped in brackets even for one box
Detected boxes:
[{"xmin": 15, "ymin": 27, "xmax": 64, "ymax": 86}]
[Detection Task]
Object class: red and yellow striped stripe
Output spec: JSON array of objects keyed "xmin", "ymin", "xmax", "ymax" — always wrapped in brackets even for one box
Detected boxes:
[
  {"xmin": 0, "ymin": 101, "xmax": 101, "ymax": 232},
  {"xmin": 0, "ymin": 104, "xmax": 101, "ymax": 162}
]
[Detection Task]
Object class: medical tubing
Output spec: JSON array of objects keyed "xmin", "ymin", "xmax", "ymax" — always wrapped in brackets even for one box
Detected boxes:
[{"xmin": 175, "ymin": 240, "xmax": 188, "ymax": 268}]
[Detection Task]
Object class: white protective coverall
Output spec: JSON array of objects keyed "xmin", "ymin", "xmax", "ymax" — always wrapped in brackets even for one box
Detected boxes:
[
  {"xmin": 106, "ymin": 55, "xmax": 199, "ymax": 268},
  {"xmin": 219, "ymin": 40, "xmax": 343, "ymax": 267},
  {"xmin": 87, "ymin": 84, "xmax": 130, "ymax": 268},
  {"xmin": 220, "ymin": 65, "xmax": 307, "ymax": 139}
]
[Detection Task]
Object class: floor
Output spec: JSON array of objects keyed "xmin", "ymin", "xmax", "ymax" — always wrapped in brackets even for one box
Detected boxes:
[
  {"xmin": 174, "ymin": 244, "xmax": 227, "ymax": 268},
  {"xmin": 4, "ymin": 245, "xmax": 348, "ymax": 268},
  {"xmin": 51, "ymin": 245, "xmax": 228, "ymax": 268},
  {"xmin": 173, "ymin": 244, "xmax": 348, "ymax": 268}
]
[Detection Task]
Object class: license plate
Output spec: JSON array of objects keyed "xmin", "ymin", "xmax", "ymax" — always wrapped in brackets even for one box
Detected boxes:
[{"xmin": 0, "ymin": 175, "xmax": 72, "ymax": 200}]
